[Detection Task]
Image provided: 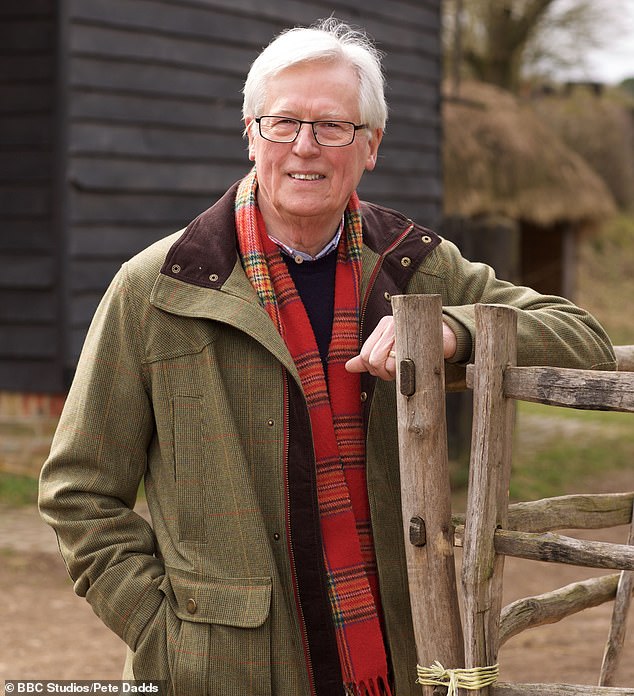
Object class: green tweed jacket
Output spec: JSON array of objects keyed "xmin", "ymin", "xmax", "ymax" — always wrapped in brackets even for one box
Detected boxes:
[{"xmin": 39, "ymin": 182, "xmax": 616, "ymax": 696}]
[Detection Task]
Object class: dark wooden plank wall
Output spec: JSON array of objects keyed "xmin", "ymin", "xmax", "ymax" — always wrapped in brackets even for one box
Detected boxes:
[
  {"xmin": 0, "ymin": 0, "xmax": 63, "ymax": 391},
  {"xmin": 65, "ymin": 0, "xmax": 442, "ymax": 365}
]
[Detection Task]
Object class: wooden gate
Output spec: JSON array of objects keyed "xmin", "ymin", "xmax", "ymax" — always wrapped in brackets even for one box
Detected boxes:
[{"xmin": 392, "ymin": 295, "xmax": 634, "ymax": 696}]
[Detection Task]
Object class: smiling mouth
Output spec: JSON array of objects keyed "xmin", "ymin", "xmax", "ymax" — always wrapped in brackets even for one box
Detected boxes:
[{"xmin": 289, "ymin": 173, "xmax": 325, "ymax": 181}]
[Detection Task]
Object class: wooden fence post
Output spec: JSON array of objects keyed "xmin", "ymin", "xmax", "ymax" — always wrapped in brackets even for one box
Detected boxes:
[
  {"xmin": 461, "ymin": 304, "xmax": 517, "ymax": 694},
  {"xmin": 392, "ymin": 294, "xmax": 465, "ymax": 694},
  {"xmin": 599, "ymin": 500, "xmax": 634, "ymax": 686}
]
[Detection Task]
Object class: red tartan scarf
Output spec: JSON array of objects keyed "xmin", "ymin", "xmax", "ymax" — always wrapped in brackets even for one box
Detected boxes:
[{"xmin": 235, "ymin": 169, "xmax": 391, "ymax": 696}]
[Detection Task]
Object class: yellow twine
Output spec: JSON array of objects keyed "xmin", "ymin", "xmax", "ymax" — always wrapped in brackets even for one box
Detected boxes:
[{"xmin": 416, "ymin": 661, "xmax": 499, "ymax": 695}]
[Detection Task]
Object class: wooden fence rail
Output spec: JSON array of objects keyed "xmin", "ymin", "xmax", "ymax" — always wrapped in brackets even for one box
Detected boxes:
[
  {"xmin": 499, "ymin": 573, "xmax": 624, "ymax": 645},
  {"xmin": 454, "ymin": 524, "xmax": 634, "ymax": 569},
  {"xmin": 493, "ymin": 685, "xmax": 634, "ymax": 695},
  {"xmin": 493, "ymin": 529, "xmax": 634, "ymax": 570},
  {"xmin": 466, "ymin": 365, "xmax": 634, "ymax": 412},
  {"xmin": 615, "ymin": 345, "xmax": 634, "ymax": 372},
  {"xmin": 454, "ymin": 492, "xmax": 634, "ymax": 535}
]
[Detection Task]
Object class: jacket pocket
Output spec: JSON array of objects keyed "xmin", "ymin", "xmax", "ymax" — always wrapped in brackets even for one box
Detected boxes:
[
  {"xmin": 129, "ymin": 575, "xmax": 182, "ymax": 692},
  {"xmin": 171, "ymin": 395, "xmax": 206, "ymax": 542},
  {"xmin": 165, "ymin": 566, "xmax": 273, "ymax": 696}
]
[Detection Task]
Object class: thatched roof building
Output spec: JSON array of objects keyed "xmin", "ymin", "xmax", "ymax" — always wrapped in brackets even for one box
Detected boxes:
[
  {"xmin": 441, "ymin": 81, "xmax": 616, "ymax": 301},
  {"xmin": 443, "ymin": 81, "xmax": 616, "ymax": 227},
  {"xmin": 441, "ymin": 81, "xmax": 618, "ymax": 461},
  {"xmin": 532, "ymin": 86, "xmax": 634, "ymax": 212}
]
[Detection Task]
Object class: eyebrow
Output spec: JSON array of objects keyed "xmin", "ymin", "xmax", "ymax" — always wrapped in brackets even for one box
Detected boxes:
[
  {"xmin": 265, "ymin": 104, "xmax": 352, "ymax": 119},
  {"xmin": 267, "ymin": 111, "xmax": 353, "ymax": 121}
]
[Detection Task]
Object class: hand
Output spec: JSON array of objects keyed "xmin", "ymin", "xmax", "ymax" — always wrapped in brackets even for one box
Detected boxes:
[
  {"xmin": 345, "ymin": 316, "xmax": 458, "ymax": 381},
  {"xmin": 346, "ymin": 315, "xmax": 396, "ymax": 380}
]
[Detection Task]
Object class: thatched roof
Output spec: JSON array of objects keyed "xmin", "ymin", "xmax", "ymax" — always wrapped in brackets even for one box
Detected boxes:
[
  {"xmin": 443, "ymin": 81, "xmax": 616, "ymax": 226},
  {"xmin": 532, "ymin": 88, "xmax": 634, "ymax": 211}
]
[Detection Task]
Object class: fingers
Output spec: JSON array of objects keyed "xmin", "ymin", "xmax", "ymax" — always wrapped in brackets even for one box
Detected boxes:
[
  {"xmin": 345, "ymin": 316, "xmax": 458, "ymax": 381},
  {"xmin": 443, "ymin": 322, "xmax": 457, "ymax": 360},
  {"xmin": 345, "ymin": 315, "xmax": 396, "ymax": 381}
]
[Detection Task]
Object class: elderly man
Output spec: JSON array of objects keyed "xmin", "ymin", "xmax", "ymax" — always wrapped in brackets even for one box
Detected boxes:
[{"xmin": 39, "ymin": 18, "xmax": 616, "ymax": 696}]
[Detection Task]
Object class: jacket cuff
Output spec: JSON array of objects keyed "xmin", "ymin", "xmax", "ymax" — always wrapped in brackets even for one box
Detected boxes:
[{"xmin": 84, "ymin": 555, "xmax": 166, "ymax": 650}]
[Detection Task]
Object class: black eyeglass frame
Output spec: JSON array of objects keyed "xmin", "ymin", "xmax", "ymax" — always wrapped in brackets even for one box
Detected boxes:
[{"xmin": 254, "ymin": 116, "xmax": 368, "ymax": 147}]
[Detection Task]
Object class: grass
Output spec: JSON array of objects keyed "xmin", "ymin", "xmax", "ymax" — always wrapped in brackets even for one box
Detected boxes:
[
  {"xmin": 505, "ymin": 212, "xmax": 634, "ymax": 502},
  {"xmin": 509, "ymin": 400, "xmax": 634, "ymax": 501},
  {"xmin": 450, "ymin": 214, "xmax": 634, "ymax": 501},
  {"xmin": 0, "ymin": 471, "xmax": 40, "ymax": 506},
  {"xmin": 449, "ymin": 399, "xmax": 634, "ymax": 503},
  {"xmin": 576, "ymin": 213, "xmax": 634, "ymax": 346}
]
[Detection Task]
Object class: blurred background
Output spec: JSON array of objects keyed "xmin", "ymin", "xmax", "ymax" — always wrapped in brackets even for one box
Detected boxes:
[{"xmin": 1, "ymin": 0, "xmax": 633, "ymax": 687}]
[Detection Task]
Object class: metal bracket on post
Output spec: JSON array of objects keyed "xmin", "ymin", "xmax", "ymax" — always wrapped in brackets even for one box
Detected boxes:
[
  {"xmin": 399, "ymin": 359, "xmax": 416, "ymax": 397},
  {"xmin": 409, "ymin": 516, "xmax": 427, "ymax": 547}
]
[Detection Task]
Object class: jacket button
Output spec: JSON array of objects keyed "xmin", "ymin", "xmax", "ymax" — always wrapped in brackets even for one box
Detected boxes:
[
  {"xmin": 273, "ymin": 532, "xmax": 281, "ymax": 541},
  {"xmin": 421, "ymin": 235, "xmax": 432, "ymax": 244},
  {"xmin": 186, "ymin": 598, "xmax": 197, "ymax": 614},
  {"xmin": 360, "ymin": 391, "xmax": 368, "ymax": 402},
  {"xmin": 267, "ymin": 419, "xmax": 275, "ymax": 427},
  {"xmin": 209, "ymin": 273, "xmax": 219, "ymax": 282},
  {"xmin": 171, "ymin": 264, "xmax": 181, "ymax": 274},
  {"xmin": 384, "ymin": 291, "xmax": 391, "ymax": 302},
  {"xmin": 400, "ymin": 256, "xmax": 411, "ymax": 267}
]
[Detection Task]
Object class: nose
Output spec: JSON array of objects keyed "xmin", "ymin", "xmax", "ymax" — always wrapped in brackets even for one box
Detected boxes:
[{"xmin": 292, "ymin": 122, "xmax": 320, "ymax": 155}]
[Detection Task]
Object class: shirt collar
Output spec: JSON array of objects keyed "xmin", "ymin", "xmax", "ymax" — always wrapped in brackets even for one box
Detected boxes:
[{"xmin": 268, "ymin": 218, "xmax": 344, "ymax": 264}]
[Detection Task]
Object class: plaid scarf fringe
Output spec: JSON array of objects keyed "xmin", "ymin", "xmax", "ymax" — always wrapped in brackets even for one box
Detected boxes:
[{"xmin": 346, "ymin": 676, "xmax": 392, "ymax": 696}]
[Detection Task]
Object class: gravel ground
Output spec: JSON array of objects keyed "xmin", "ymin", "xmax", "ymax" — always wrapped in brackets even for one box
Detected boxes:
[{"xmin": 1, "ymin": 482, "xmax": 633, "ymax": 688}]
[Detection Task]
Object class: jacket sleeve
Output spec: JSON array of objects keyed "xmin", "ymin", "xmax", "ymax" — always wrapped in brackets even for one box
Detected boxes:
[
  {"xmin": 421, "ymin": 238, "xmax": 617, "ymax": 370},
  {"xmin": 39, "ymin": 263, "xmax": 164, "ymax": 651}
]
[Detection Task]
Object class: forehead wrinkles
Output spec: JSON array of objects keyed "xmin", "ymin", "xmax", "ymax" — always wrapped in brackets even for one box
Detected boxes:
[
  {"xmin": 263, "ymin": 87, "xmax": 356, "ymax": 116},
  {"xmin": 261, "ymin": 63, "xmax": 361, "ymax": 120}
]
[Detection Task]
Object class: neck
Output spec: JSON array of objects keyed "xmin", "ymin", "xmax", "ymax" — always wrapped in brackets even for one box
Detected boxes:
[{"xmin": 256, "ymin": 195, "xmax": 347, "ymax": 257}]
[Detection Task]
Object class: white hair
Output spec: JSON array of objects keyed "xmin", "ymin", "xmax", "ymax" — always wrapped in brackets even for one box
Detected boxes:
[{"xmin": 242, "ymin": 18, "xmax": 388, "ymax": 131}]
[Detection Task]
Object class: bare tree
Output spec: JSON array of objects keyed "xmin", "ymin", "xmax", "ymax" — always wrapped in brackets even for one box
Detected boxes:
[{"xmin": 443, "ymin": 0, "xmax": 620, "ymax": 93}]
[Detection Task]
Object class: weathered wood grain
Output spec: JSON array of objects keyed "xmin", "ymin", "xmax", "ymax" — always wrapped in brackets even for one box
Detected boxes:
[
  {"xmin": 461, "ymin": 304, "xmax": 517, "ymax": 693},
  {"xmin": 499, "ymin": 573, "xmax": 622, "ymax": 645},
  {"xmin": 503, "ymin": 366, "xmax": 634, "ymax": 412},
  {"xmin": 614, "ymin": 345, "xmax": 634, "ymax": 372},
  {"xmin": 502, "ymin": 493, "xmax": 634, "ymax": 533},
  {"xmin": 453, "ymin": 493, "xmax": 634, "ymax": 538},
  {"xmin": 493, "ymin": 684, "xmax": 634, "ymax": 695},
  {"xmin": 599, "ymin": 502, "xmax": 634, "ymax": 686},
  {"xmin": 493, "ymin": 529, "xmax": 634, "ymax": 571},
  {"xmin": 392, "ymin": 294, "xmax": 464, "ymax": 694},
  {"xmin": 456, "ymin": 306, "xmax": 634, "ymax": 693}
]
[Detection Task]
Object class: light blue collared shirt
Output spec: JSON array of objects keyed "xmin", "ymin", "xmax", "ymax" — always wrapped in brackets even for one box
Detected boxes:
[{"xmin": 268, "ymin": 218, "xmax": 344, "ymax": 264}]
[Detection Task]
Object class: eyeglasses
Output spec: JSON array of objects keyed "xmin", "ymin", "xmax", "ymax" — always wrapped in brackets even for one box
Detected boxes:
[{"xmin": 255, "ymin": 116, "xmax": 367, "ymax": 147}]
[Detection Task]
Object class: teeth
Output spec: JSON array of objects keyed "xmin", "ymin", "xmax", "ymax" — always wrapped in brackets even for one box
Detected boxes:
[{"xmin": 290, "ymin": 173, "xmax": 323, "ymax": 180}]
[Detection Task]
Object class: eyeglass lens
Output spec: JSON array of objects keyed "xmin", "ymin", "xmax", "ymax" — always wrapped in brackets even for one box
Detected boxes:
[{"xmin": 258, "ymin": 117, "xmax": 357, "ymax": 146}]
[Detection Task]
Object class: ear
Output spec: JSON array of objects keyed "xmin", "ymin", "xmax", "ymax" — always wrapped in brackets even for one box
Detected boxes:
[
  {"xmin": 245, "ymin": 118, "xmax": 256, "ymax": 162},
  {"xmin": 365, "ymin": 128, "xmax": 383, "ymax": 172}
]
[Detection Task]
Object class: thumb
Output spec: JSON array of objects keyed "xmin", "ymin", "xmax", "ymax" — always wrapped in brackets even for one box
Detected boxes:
[{"xmin": 345, "ymin": 355, "xmax": 366, "ymax": 373}]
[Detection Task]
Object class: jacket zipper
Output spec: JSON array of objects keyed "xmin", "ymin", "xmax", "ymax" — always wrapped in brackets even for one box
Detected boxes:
[
  {"xmin": 282, "ymin": 373, "xmax": 318, "ymax": 696},
  {"xmin": 282, "ymin": 223, "xmax": 414, "ymax": 696},
  {"xmin": 359, "ymin": 222, "xmax": 415, "ymax": 348}
]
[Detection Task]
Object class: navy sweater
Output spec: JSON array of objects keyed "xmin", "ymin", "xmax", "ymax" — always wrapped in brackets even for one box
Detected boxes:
[{"xmin": 283, "ymin": 251, "xmax": 337, "ymax": 374}]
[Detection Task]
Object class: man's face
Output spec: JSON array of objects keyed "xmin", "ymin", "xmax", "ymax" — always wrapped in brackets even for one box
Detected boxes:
[{"xmin": 246, "ymin": 60, "xmax": 383, "ymax": 234}]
